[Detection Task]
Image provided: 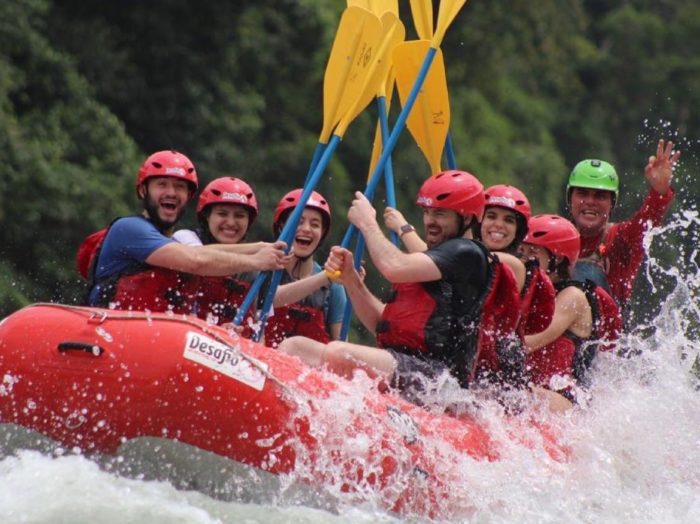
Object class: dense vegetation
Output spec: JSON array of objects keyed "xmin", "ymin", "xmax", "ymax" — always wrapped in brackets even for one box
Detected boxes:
[{"xmin": 1, "ymin": 0, "xmax": 697, "ymax": 336}]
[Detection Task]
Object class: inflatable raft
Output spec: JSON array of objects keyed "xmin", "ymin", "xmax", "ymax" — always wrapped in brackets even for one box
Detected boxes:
[{"xmin": 0, "ymin": 303, "xmax": 564, "ymax": 518}]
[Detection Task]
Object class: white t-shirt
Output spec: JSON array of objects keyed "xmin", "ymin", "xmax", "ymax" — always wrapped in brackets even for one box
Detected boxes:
[{"xmin": 172, "ymin": 229, "xmax": 203, "ymax": 246}]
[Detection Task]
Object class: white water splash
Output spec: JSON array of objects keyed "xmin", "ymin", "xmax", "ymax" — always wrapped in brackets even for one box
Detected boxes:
[{"xmin": 1, "ymin": 214, "xmax": 699, "ymax": 523}]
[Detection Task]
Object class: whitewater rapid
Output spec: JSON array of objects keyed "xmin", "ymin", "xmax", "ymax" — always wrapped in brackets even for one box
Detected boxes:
[{"xmin": 1, "ymin": 211, "xmax": 698, "ymax": 523}]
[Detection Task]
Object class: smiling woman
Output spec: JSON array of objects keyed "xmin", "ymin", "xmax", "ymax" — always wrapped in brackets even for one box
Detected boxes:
[
  {"xmin": 264, "ymin": 189, "xmax": 347, "ymax": 347},
  {"xmin": 172, "ymin": 177, "xmax": 261, "ymax": 328}
]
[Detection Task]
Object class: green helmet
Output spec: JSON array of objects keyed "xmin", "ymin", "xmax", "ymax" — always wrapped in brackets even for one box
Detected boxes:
[{"xmin": 566, "ymin": 159, "xmax": 619, "ymax": 206}]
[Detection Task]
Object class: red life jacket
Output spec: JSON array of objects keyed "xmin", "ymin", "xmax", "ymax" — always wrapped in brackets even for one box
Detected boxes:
[
  {"xmin": 80, "ymin": 217, "xmax": 199, "ymax": 314},
  {"xmin": 264, "ymin": 302, "xmax": 331, "ymax": 348},
  {"xmin": 106, "ymin": 268, "xmax": 199, "ymax": 314},
  {"xmin": 527, "ymin": 280, "xmax": 622, "ymax": 390},
  {"xmin": 375, "ymin": 266, "xmax": 487, "ymax": 388},
  {"xmin": 263, "ymin": 268, "xmax": 335, "ymax": 348},
  {"xmin": 197, "ymin": 276, "xmax": 256, "ymax": 336},
  {"xmin": 572, "ymin": 224, "xmax": 614, "ymax": 294},
  {"xmin": 474, "ymin": 254, "xmax": 525, "ymax": 386},
  {"xmin": 519, "ymin": 259, "xmax": 556, "ymax": 336}
]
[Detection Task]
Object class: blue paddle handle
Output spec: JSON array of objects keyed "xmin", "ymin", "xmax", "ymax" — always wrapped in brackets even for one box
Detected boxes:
[
  {"xmin": 445, "ymin": 133, "xmax": 457, "ymax": 170},
  {"xmin": 303, "ymin": 142, "xmax": 326, "ymax": 188},
  {"xmin": 377, "ymin": 96, "xmax": 399, "ymax": 246}
]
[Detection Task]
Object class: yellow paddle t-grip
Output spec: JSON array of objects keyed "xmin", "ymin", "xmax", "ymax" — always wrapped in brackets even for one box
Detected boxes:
[{"xmin": 325, "ymin": 269, "xmax": 342, "ymax": 282}]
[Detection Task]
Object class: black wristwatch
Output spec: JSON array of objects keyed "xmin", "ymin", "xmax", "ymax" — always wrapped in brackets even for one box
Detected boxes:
[{"xmin": 399, "ymin": 224, "xmax": 416, "ymax": 237}]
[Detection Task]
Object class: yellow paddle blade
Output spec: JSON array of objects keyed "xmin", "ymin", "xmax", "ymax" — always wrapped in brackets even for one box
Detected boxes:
[
  {"xmin": 374, "ymin": 12, "xmax": 405, "ymax": 96},
  {"xmin": 394, "ymin": 40, "xmax": 450, "ymax": 176},
  {"xmin": 432, "ymin": 0, "xmax": 467, "ymax": 48},
  {"xmin": 348, "ymin": 0, "xmax": 398, "ymax": 16},
  {"xmin": 320, "ymin": 7, "xmax": 377, "ymax": 144},
  {"xmin": 334, "ymin": 11, "xmax": 402, "ymax": 138},
  {"xmin": 409, "ymin": 0, "xmax": 433, "ymax": 40}
]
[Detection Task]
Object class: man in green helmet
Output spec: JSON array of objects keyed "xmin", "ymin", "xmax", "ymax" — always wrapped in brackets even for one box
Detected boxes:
[{"xmin": 566, "ymin": 139, "xmax": 680, "ymax": 318}]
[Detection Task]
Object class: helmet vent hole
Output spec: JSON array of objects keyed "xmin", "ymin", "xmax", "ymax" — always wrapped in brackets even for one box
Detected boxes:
[
  {"xmin": 532, "ymin": 231, "xmax": 547, "ymax": 238},
  {"xmin": 152, "ymin": 162, "xmax": 162, "ymax": 169},
  {"xmin": 211, "ymin": 189, "xmax": 221, "ymax": 196},
  {"xmin": 436, "ymin": 192, "xmax": 450, "ymax": 202}
]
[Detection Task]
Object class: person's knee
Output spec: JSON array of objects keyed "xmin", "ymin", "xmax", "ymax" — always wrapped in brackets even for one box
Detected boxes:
[
  {"xmin": 278, "ymin": 336, "xmax": 307, "ymax": 357},
  {"xmin": 321, "ymin": 341, "xmax": 348, "ymax": 364}
]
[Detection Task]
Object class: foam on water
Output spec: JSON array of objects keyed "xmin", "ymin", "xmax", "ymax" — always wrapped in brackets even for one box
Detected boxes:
[{"xmin": 1, "ymin": 212, "xmax": 699, "ymax": 523}]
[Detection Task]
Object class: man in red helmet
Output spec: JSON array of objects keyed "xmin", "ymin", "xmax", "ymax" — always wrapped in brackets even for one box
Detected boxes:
[
  {"xmin": 83, "ymin": 150, "xmax": 288, "ymax": 312},
  {"xmin": 280, "ymin": 171, "xmax": 521, "ymax": 404}
]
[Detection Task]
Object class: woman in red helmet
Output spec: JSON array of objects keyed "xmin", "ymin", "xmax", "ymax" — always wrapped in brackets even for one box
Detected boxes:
[
  {"xmin": 263, "ymin": 189, "xmax": 348, "ymax": 347},
  {"xmin": 173, "ymin": 176, "xmax": 262, "ymax": 327},
  {"xmin": 520, "ymin": 214, "xmax": 622, "ymax": 402},
  {"xmin": 480, "ymin": 185, "xmax": 556, "ymax": 344}
]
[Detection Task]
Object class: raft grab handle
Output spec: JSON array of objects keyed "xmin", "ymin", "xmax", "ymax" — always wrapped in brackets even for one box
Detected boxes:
[{"xmin": 58, "ymin": 341, "xmax": 104, "ymax": 356}]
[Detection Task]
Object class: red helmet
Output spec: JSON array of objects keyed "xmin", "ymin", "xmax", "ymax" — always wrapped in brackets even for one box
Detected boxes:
[
  {"xmin": 484, "ymin": 184, "xmax": 531, "ymax": 222},
  {"xmin": 523, "ymin": 214, "xmax": 581, "ymax": 266},
  {"xmin": 136, "ymin": 150, "xmax": 198, "ymax": 197},
  {"xmin": 273, "ymin": 189, "xmax": 332, "ymax": 239},
  {"xmin": 416, "ymin": 170, "xmax": 485, "ymax": 222},
  {"xmin": 196, "ymin": 177, "xmax": 258, "ymax": 222}
]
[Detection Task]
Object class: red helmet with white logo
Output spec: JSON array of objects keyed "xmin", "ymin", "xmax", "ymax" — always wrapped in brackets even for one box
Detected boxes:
[
  {"xmin": 416, "ymin": 170, "xmax": 485, "ymax": 223},
  {"xmin": 196, "ymin": 177, "xmax": 258, "ymax": 222},
  {"xmin": 273, "ymin": 189, "xmax": 331, "ymax": 240},
  {"xmin": 523, "ymin": 214, "xmax": 581, "ymax": 266},
  {"xmin": 136, "ymin": 150, "xmax": 198, "ymax": 197},
  {"xmin": 484, "ymin": 184, "xmax": 531, "ymax": 222}
]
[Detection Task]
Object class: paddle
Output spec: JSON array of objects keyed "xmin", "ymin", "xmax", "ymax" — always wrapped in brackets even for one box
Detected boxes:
[
  {"xmin": 337, "ymin": 0, "xmax": 467, "ymax": 340},
  {"xmin": 347, "ymin": 0, "xmax": 398, "ymax": 16},
  {"xmin": 394, "ymin": 39, "xmax": 451, "ymax": 176},
  {"xmin": 339, "ymin": 14, "xmax": 405, "ymax": 340},
  {"xmin": 304, "ymin": 7, "xmax": 379, "ymax": 186},
  {"xmin": 409, "ymin": 0, "xmax": 433, "ymax": 40},
  {"xmin": 234, "ymin": 10, "xmax": 394, "ymax": 339},
  {"xmin": 409, "ymin": 0, "xmax": 458, "ymax": 170},
  {"xmin": 339, "ymin": 0, "xmax": 466, "ymax": 249}
]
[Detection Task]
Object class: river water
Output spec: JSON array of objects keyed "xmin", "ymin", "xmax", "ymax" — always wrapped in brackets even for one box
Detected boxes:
[{"xmin": 1, "ymin": 211, "xmax": 699, "ymax": 523}]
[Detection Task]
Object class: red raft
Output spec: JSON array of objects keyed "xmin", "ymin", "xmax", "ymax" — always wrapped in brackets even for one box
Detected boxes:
[{"xmin": 0, "ymin": 304, "xmax": 563, "ymax": 518}]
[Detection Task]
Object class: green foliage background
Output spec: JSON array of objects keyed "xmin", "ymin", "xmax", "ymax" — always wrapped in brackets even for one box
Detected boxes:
[{"xmin": 1, "ymin": 0, "xmax": 697, "ymax": 336}]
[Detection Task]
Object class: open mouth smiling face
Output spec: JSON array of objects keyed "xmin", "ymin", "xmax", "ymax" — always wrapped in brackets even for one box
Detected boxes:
[{"xmin": 291, "ymin": 208, "xmax": 324, "ymax": 257}]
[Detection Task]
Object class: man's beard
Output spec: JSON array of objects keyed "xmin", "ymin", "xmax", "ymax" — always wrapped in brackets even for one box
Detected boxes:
[{"xmin": 143, "ymin": 191, "xmax": 185, "ymax": 232}]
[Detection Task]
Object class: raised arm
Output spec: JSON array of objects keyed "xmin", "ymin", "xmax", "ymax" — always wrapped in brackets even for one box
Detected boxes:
[
  {"xmin": 350, "ymin": 192, "xmax": 440, "ymax": 283},
  {"xmin": 325, "ymin": 246, "xmax": 385, "ymax": 333},
  {"xmin": 383, "ymin": 207, "xmax": 427, "ymax": 253},
  {"xmin": 146, "ymin": 241, "xmax": 289, "ymax": 276}
]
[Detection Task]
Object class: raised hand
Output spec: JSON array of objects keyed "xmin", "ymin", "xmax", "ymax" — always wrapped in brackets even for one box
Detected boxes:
[
  {"xmin": 347, "ymin": 192, "xmax": 378, "ymax": 232},
  {"xmin": 324, "ymin": 246, "xmax": 358, "ymax": 286},
  {"xmin": 383, "ymin": 206, "xmax": 408, "ymax": 235},
  {"xmin": 645, "ymin": 139, "xmax": 681, "ymax": 196},
  {"xmin": 254, "ymin": 241, "xmax": 290, "ymax": 271}
]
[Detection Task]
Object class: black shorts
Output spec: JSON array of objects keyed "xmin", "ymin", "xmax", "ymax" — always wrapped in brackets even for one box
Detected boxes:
[{"xmin": 386, "ymin": 349, "xmax": 451, "ymax": 405}]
